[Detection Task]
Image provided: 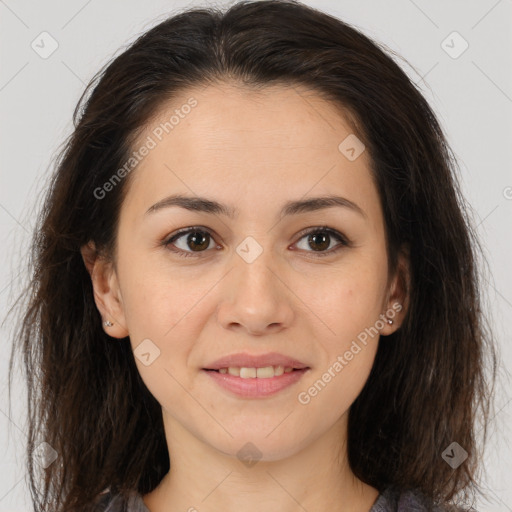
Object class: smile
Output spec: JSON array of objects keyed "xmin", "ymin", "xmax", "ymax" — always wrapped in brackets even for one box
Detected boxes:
[{"xmin": 202, "ymin": 367, "xmax": 310, "ymax": 398}]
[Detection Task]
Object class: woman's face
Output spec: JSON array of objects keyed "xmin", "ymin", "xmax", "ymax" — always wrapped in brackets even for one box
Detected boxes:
[{"xmin": 87, "ymin": 82, "xmax": 407, "ymax": 461}]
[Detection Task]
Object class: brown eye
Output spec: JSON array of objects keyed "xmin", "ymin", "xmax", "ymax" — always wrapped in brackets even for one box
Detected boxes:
[
  {"xmin": 183, "ymin": 230, "xmax": 211, "ymax": 251},
  {"xmin": 164, "ymin": 228, "xmax": 215, "ymax": 257},
  {"xmin": 295, "ymin": 227, "xmax": 349, "ymax": 257},
  {"xmin": 164, "ymin": 225, "xmax": 349, "ymax": 259},
  {"xmin": 307, "ymin": 232, "xmax": 331, "ymax": 251}
]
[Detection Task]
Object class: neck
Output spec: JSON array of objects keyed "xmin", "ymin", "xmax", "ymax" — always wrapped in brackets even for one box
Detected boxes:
[{"xmin": 143, "ymin": 411, "xmax": 380, "ymax": 512}]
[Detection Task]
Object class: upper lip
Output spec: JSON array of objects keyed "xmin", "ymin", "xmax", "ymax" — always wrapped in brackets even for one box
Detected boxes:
[{"xmin": 203, "ymin": 352, "xmax": 309, "ymax": 370}]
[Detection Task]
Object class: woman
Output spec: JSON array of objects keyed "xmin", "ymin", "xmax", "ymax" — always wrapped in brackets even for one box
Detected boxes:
[{"xmin": 8, "ymin": 1, "xmax": 496, "ymax": 511}]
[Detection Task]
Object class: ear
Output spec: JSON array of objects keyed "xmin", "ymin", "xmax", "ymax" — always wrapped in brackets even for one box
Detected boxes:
[
  {"xmin": 380, "ymin": 244, "xmax": 410, "ymax": 336},
  {"xmin": 80, "ymin": 241, "xmax": 129, "ymax": 339}
]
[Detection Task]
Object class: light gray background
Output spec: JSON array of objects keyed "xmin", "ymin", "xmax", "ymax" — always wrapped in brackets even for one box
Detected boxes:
[{"xmin": 1, "ymin": 1, "xmax": 511, "ymax": 510}]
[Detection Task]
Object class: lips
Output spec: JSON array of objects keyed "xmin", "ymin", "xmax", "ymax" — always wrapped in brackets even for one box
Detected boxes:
[
  {"xmin": 204, "ymin": 366, "xmax": 310, "ymax": 398},
  {"xmin": 203, "ymin": 351, "xmax": 309, "ymax": 371}
]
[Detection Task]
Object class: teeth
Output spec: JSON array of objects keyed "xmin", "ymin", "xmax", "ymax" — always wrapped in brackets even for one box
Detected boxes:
[{"xmin": 217, "ymin": 366, "xmax": 296, "ymax": 378}]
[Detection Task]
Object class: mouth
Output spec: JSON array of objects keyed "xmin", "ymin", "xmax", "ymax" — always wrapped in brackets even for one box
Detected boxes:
[
  {"xmin": 203, "ymin": 352, "xmax": 309, "ymax": 374},
  {"xmin": 202, "ymin": 366, "xmax": 309, "ymax": 379},
  {"xmin": 202, "ymin": 366, "xmax": 311, "ymax": 398},
  {"xmin": 201, "ymin": 352, "xmax": 310, "ymax": 397}
]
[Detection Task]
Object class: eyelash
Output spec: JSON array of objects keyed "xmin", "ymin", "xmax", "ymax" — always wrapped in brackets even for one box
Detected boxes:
[{"xmin": 162, "ymin": 225, "xmax": 350, "ymax": 259}]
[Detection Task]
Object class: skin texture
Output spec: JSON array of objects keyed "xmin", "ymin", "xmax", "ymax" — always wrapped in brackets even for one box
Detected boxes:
[{"xmin": 81, "ymin": 82, "xmax": 409, "ymax": 512}]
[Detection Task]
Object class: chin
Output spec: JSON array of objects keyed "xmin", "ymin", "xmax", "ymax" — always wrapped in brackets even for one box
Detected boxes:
[{"xmin": 208, "ymin": 430, "xmax": 309, "ymax": 463}]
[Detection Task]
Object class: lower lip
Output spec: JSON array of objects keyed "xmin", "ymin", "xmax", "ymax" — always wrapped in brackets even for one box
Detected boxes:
[{"xmin": 202, "ymin": 368, "xmax": 310, "ymax": 398}]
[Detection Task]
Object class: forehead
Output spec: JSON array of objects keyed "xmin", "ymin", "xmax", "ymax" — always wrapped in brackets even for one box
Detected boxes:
[
  {"xmin": 142, "ymin": 81, "xmax": 362, "ymax": 156},
  {"xmin": 123, "ymin": 81, "xmax": 378, "ymax": 221}
]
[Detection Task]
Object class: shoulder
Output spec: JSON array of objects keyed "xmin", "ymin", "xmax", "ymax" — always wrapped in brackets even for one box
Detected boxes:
[
  {"xmin": 371, "ymin": 486, "xmax": 471, "ymax": 512},
  {"xmin": 93, "ymin": 488, "xmax": 149, "ymax": 512}
]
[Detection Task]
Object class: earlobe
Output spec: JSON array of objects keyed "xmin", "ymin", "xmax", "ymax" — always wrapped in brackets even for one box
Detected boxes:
[{"xmin": 80, "ymin": 241, "xmax": 129, "ymax": 339}]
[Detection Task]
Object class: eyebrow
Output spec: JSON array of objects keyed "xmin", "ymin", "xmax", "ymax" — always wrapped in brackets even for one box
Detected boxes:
[{"xmin": 145, "ymin": 193, "xmax": 367, "ymax": 219}]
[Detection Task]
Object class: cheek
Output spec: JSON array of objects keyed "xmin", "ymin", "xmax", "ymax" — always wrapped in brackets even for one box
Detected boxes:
[
  {"xmin": 297, "ymin": 259, "xmax": 387, "ymax": 336},
  {"xmin": 122, "ymin": 269, "xmax": 199, "ymax": 412},
  {"xmin": 296, "ymin": 293, "xmax": 381, "ymax": 421},
  {"xmin": 292, "ymin": 257, "xmax": 386, "ymax": 398},
  {"xmin": 297, "ymin": 340, "xmax": 379, "ymax": 430},
  {"xmin": 117, "ymin": 255, "xmax": 216, "ymax": 385},
  {"xmin": 116, "ymin": 245, "xmax": 194, "ymax": 336}
]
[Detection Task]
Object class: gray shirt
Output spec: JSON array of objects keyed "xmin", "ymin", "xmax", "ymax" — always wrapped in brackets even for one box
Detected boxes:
[{"xmin": 94, "ymin": 486, "xmax": 465, "ymax": 511}]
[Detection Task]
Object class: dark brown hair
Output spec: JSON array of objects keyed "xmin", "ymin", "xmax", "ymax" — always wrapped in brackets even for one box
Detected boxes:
[{"xmin": 7, "ymin": 1, "xmax": 497, "ymax": 510}]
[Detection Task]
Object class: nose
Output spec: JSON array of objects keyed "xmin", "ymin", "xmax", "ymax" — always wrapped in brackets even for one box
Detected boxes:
[{"xmin": 216, "ymin": 247, "xmax": 295, "ymax": 336}]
